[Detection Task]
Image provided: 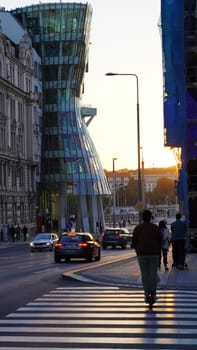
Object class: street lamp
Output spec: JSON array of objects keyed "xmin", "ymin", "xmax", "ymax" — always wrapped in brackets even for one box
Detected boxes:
[
  {"xmin": 112, "ymin": 157, "xmax": 117, "ymax": 227},
  {"xmin": 106, "ymin": 72, "xmax": 142, "ymax": 222},
  {"xmin": 140, "ymin": 146, "xmax": 145, "ymax": 206}
]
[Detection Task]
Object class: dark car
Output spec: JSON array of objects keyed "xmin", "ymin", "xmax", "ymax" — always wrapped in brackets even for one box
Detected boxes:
[
  {"xmin": 30, "ymin": 233, "xmax": 59, "ymax": 252},
  {"xmin": 54, "ymin": 232, "xmax": 101, "ymax": 262},
  {"xmin": 102, "ymin": 227, "xmax": 132, "ymax": 249}
]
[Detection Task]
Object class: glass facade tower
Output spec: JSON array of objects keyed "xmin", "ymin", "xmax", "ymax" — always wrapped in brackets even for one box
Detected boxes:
[{"xmin": 12, "ymin": 2, "xmax": 110, "ymax": 233}]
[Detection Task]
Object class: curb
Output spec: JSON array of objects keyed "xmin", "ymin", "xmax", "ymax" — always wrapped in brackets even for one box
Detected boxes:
[
  {"xmin": 62, "ymin": 255, "xmax": 197, "ymax": 291},
  {"xmin": 62, "ymin": 269, "xmax": 197, "ymax": 290}
]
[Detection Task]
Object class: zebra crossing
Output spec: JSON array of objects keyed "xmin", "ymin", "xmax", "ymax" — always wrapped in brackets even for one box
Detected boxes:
[{"xmin": 0, "ymin": 286, "xmax": 197, "ymax": 349}]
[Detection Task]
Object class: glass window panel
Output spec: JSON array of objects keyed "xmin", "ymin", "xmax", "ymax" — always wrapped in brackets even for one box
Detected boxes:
[
  {"xmin": 61, "ymin": 65, "xmax": 70, "ymax": 80},
  {"xmin": 44, "ymin": 42, "xmax": 59, "ymax": 57},
  {"xmin": 45, "ymin": 89, "xmax": 58, "ymax": 104},
  {"xmin": 26, "ymin": 11, "xmax": 40, "ymax": 34},
  {"xmin": 44, "ymin": 65, "xmax": 58, "ymax": 82},
  {"xmin": 62, "ymin": 42, "xmax": 73, "ymax": 56},
  {"xmin": 43, "ymin": 9, "xmax": 61, "ymax": 34}
]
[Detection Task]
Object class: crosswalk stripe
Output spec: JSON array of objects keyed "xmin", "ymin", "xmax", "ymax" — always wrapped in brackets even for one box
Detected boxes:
[
  {"xmin": 5, "ymin": 312, "xmax": 197, "ymax": 319},
  {"xmin": 0, "ymin": 319, "xmax": 197, "ymax": 326},
  {"xmin": 0, "ymin": 287, "xmax": 197, "ymax": 349},
  {"xmin": 13, "ymin": 306, "xmax": 197, "ymax": 313},
  {"xmin": 0, "ymin": 335, "xmax": 196, "ymax": 346},
  {"xmin": 0, "ymin": 326, "xmax": 196, "ymax": 334}
]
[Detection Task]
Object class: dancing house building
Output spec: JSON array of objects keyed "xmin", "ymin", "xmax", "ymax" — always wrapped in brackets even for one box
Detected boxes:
[{"xmin": 12, "ymin": 2, "xmax": 110, "ymax": 234}]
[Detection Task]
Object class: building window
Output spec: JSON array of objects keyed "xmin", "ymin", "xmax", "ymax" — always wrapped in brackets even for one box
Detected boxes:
[
  {"xmin": 18, "ymin": 101, "xmax": 23, "ymax": 122},
  {"xmin": 11, "ymin": 166, "xmax": 16, "ymax": 187},
  {"xmin": 3, "ymin": 163, "xmax": 6, "ymax": 186},
  {"xmin": 11, "ymin": 130, "xmax": 16, "ymax": 151},
  {"xmin": 0, "ymin": 127, "xmax": 6, "ymax": 150},
  {"xmin": 0, "ymin": 92, "xmax": 5, "ymax": 114},
  {"xmin": 19, "ymin": 167, "xmax": 24, "ymax": 187},
  {"xmin": 20, "ymin": 202, "xmax": 24, "ymax": 222},
  {"xmin": 0, "ymin": 162, "xmax": 2, "ymax": 186},
  {"xmin": 10, "ymin": 98, "xmax": 16, "ymax": 119}
]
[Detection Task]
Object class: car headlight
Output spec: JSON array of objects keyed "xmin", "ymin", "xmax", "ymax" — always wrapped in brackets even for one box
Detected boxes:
[
  {"xmin": 30, "ymin": 242, "xmax": 34, "ymax": 247},
  {"xmin": 46, "ymin": 242, "xmax": 50, "ymax": 246}
]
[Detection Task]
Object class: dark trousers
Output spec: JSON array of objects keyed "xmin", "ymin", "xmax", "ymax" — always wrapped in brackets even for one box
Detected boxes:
[
  {"xmin": 137, "ymin": 255, "xmax": 159, "ymax": 295},
  {"xmin": 172, "ymin": 239, "xmax": 185, "ymax": 266},
  {"xmin": 160, "ymin": 248, "xmax": 168, "ymax": 267}
]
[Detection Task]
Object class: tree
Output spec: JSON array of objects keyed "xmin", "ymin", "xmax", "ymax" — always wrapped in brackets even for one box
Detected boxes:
[
  {"xmin": 126, "ymin": 177, "xmax": 138, "ymax": 206},
  {"xmin": 151, "ymin": 177, "xmax": 176, "ymax": 204}
]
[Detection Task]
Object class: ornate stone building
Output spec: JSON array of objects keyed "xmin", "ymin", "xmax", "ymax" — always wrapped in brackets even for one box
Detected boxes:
[{"xmin": 0, "ymin": 11, "xmax": 40, "ymax": 239}]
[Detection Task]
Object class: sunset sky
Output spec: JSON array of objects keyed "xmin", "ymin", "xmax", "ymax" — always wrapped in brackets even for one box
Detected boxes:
[{"xmin": 0, "ymin": 0, "xmax": 177, "ymax": 170}]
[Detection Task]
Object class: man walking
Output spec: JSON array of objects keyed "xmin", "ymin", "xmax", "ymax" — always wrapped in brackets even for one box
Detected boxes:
[
  {"xmin": 171, "ymin": 213, "xmax": 187, "ymax": 269},
  {"xmin": 22, "ymin": 225, "xmax": 28, "ymax": 241},
  {"xmin": 132, "ymin": 209, "xmax": 162, "ymax": 303}
]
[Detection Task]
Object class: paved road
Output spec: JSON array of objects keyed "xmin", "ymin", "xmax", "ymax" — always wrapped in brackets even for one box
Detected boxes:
[
  {"xmin": 1, "ymin": 241, "xmax": 197, "ymax": 349},
  {"xmin": 0, "ymin": 285, "xmax": 197, "ymax": 349}
]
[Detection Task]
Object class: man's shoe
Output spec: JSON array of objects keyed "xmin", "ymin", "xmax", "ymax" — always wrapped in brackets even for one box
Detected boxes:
[
  {"xmin": 145, "ymin": 295, "xmax": 149, "ymax": 303},
  {"xmin": 178, "ymin": 265, "xmax": 185, "ymax": 270},
  {"xmin": 145, "ymin": 291, "xmax": 157, "ymax": 304}
]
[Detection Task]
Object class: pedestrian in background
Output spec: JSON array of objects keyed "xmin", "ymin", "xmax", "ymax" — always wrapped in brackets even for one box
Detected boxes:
[
  {"xmin": 132, "ymin": 209, "xmax": 162, "ymax": 303},
  {"xmin": 171, "ymin": 213, "xmax": 187, "ymax": 269},
  {"xmin": 22, "ymin": 225, "xmax": 28, "ymax": 241},
  {"xmin": 15, "ymin": 225, "xmax": 21, "ymax": 240},
  {"xmin": 159, "ymin": 220, "xmax": 171, "ymax": 271},
  {"xmin": 10, "ymin": 225, "xmax": 16, "ymax": 242}
]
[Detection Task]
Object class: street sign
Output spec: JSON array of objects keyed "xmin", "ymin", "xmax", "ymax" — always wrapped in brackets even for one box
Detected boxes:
[{"xmin": 135, "ymin": 202, "xmax": 144, "ymax": 211}]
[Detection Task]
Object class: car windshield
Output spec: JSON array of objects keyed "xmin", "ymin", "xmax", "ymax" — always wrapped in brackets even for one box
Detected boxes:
[
  {"xmin": 105, "ymin": 230, "xmax": 120, "ymax": 235},
  {"xmin": 60, "ymin": 235, "xmax": 83, "ymax": 243},
  {"xmin": 105, "ymin": 229, "xmax": 130, "ymax": 235},
  {"xmin": 34, "ymin": 234, "xmax": 51, "ymax": 240}
]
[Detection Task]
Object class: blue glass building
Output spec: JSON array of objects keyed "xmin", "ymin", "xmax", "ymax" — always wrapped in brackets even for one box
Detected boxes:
[
  {"xmin": 161, "ymin": 0, "xmax": 197, "ymax": 233},
  {"xmin": 12, "ymin": 2, "xmax": 110, "ymax": 233}
]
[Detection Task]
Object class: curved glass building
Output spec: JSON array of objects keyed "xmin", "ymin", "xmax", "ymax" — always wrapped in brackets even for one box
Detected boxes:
[{"xmin": 12, "ymin": 2, "xmax": 110, "ymax": 233}]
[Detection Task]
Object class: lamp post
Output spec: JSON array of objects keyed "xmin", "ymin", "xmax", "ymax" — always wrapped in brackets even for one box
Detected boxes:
[
  {"xmin": 106, "ymin": 72, "xmax": 142, "ymax": 222},
  {"xmin": 112, "ymin": 157, "xmax": 117, "ymax": 227},
  {"xmin": 140, "ymin": 146, "xmax": 145, "ymax": 206}
]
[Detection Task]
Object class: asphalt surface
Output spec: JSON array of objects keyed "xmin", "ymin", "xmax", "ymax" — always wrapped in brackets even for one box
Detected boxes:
[
  {"xmin": 1, "ymin": 240, "xmax": 197, "ymax": 290},
  {"xmin": 62, "ymin": 248, "xmax": 197, "ymax": 290}
]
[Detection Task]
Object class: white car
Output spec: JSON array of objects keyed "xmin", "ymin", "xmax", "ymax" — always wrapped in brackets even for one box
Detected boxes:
[{"xmin": 30, "ymin": 233, "xmax": 59, "ymax": 252}]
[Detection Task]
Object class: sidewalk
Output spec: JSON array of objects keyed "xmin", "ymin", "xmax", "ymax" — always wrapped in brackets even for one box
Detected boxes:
[
  {"xmin": 0, "ymin": 240, "xmax": 28, "ymax": 248},
  {"xmin": 63, "ymin": 250, "xmax": 197, "ymax": 290}
]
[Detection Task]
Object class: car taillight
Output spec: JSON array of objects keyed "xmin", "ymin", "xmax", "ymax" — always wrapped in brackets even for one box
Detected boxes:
[
  {"xmin": 119, "ymin": 233, "xmax": 123, "ymax": 238},
  {"xmin": 78, "ymin": 242, "xmax": 88, "ymax": 247},
  {"xmin": 55, "ymin": 243, "xmax": 63, "ymax": 247}
]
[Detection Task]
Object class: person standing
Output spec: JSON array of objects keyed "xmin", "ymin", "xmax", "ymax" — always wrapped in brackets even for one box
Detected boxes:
[
  {"xmin": 132, "ymin": 209, "xmax": 162, "ymax": 303},
  {"xmin": 22, "ymin": 225, "xmax": 28, "ymax": 241},
  {"xmin": 159, "ymin": 220, "xmax": 171, "ymax": 271},
  {"xmin": 10, "ymin": 225, "xmax": 16, "ymax": 242},
  {"xmin": 171, "ymin": 213, "xmax": 187, "ymax": 269},
  {"xmin": 15, "ymin": 225, "xmax": 21, "ymax": 240}
]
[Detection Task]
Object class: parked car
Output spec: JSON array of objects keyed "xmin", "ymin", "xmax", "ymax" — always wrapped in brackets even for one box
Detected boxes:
[
  {"xmin": 102, "ymin": 227, "xmax": 132, "ymax": 249},
  {"xmin": 54, "ymin": 232, "xmax": 101, "ymax": 262},
  {"xmin": 30, "ymin": 233, "xmax": 59, "ymax": 252}
]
